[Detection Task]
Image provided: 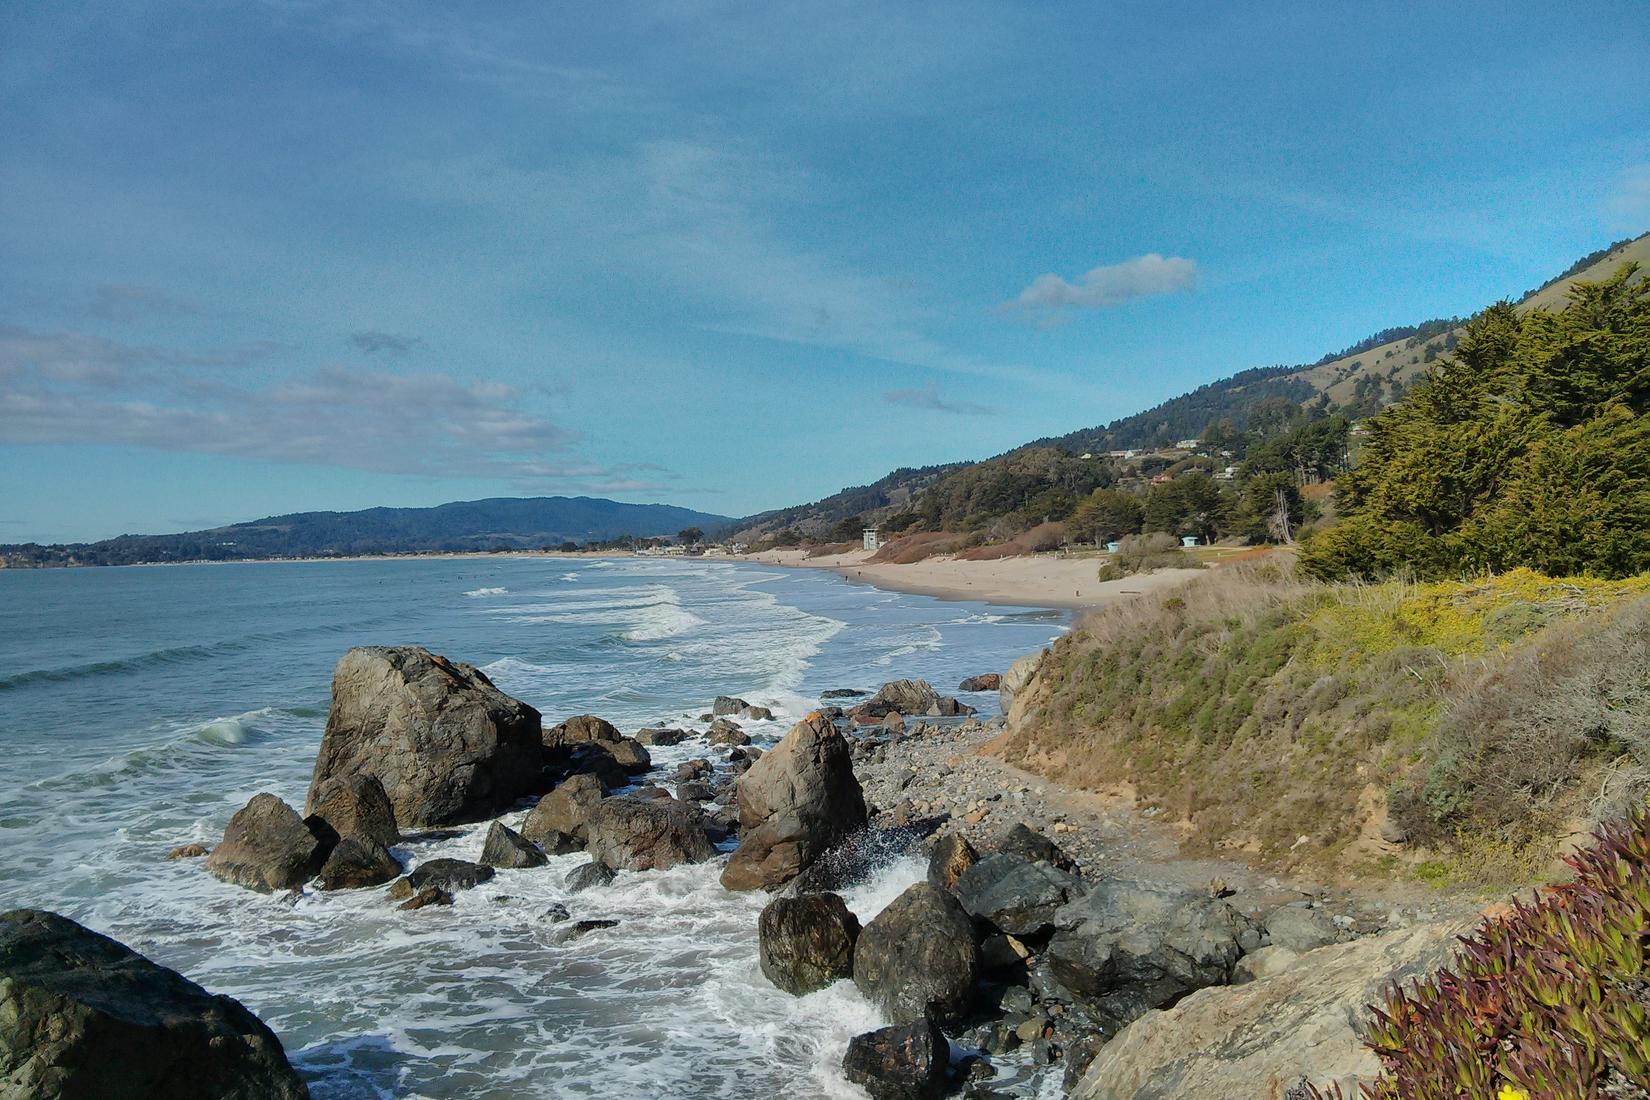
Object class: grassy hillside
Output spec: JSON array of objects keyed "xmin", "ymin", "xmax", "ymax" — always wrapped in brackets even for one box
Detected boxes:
[{"xmin": 999, "ymin": 564, "xmax": 1650, "ymax": 885}]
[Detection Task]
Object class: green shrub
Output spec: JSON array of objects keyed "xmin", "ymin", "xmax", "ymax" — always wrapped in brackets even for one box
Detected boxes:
[{"xmin": 1316, "ymin": 807, "xmax": 1650, "ymax": 1099}]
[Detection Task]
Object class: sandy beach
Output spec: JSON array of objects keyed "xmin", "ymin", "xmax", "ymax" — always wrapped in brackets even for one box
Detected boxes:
[{"xmin": 710, "ymin": 547, "xmax": 1203, "ymax": 610}]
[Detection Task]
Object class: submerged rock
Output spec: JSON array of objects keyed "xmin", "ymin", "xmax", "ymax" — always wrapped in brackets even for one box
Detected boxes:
[
  {"xmin": 758, "ymin": 893, "xmax": 860, "ymax": 995},
  {"xmin": 480, "ymin": 821, "xmax": 547, "ymax": 869},
  {"xmin": 305, "ymin": 646, "xmax": 545, "ymax": 828},
  {"xmin": 555, "ymin": 918, "xmax": 619, "ymax": 942},
  {"xmin": 853, "ymin": 881, "xmax": 979, "ymax": 1024},
  {"xmin": 721, "ymin": 712, "xmax": 867, "ymax": 891},
  {"xmin": 167, "ymin": 842, "xmax": 209, "ymax": 860},
  {"xmin": 317, "ymin": 836, "xmax": 401, "ymax": 890},
  {"xmin": 205, "ymin": 793, "xmax": 331, "ymax": 893},
  {"xmin": 584, "ymin": 795, "xmax": 716, "ymax": 872},
  {"xmin": 397, "ymin": 886, "xmax": 453, "ymax": 911},
  {"xmin": 0, "ymin": 909, "xmax": 310, "ymax": 1099},
  {"xmin": 842, "ymin": 1017, "xmax": 950, "ymax": 1100}
]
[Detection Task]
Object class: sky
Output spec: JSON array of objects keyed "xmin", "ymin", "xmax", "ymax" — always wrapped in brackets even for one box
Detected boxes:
[{"xmin": 3, "ymin": 1, "xmax": 1648, "ymax": 543}]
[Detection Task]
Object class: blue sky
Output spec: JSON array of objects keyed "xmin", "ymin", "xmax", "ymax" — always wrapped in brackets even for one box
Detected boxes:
[{"xmin": 3, "ymin": 1, "xmax": 1647, "ymax": 542}]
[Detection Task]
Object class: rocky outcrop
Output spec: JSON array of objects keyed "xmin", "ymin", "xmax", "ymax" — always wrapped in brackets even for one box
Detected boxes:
[
  {"xmin": 0, "ymin": 909, "xmax": 310, "ymax": 1099},
  {"xmin": 305, "ymin": 773, "xmax": 399, "ymax": 849},
  {"xmin": 317, "ymin": 836, "xmax": 401, "ymax": 890},
  {"xmin": 1264, "ymin": 903, "xmax": 1343, "ymax": 953},
  {"xmin": 543, "ymin": 714, "xmax": 621, "ymax": 746},
  {"xmin": 927, "ymin": 832, "xmax": 977, "ymax": 892},
  {"xmin": 205, "ymin": 794, "xmax": 331, "ymax": 892},
  {"xmin": 998, "ymin": 650, "xmax": 1045, "ymax": 715},
  {"xmin": 584, "ymin": 795, "xmax": 716, "ymax": 872},
  {"xmin": 853, "ymin": 882, "xmax": 979, "ymax": 1024},
  {"xmin": 855, "ymin": 680, "xmax": 941, "ymax": 718},
  {"xmin": 842, "ymin": 1018, "xmax": 950, "ymax": 1100},
  {"xmin": 958, "ymin": 673, "xmax": 1001, "ymax": 692},
  {"xmin": 712, "ymin": 696, "xmax": 751, "ymax": 716},
  {"xmin": 720, "ymin": 713, "xmax": 867, "ymax": 891},
  {"xmin": 606, "ymin": 739, "xmax": 652, "ymax": 774},
  {"xmin": 405, "ymin": 858, "xmax": 494, "ymax": 892},
  {"xmin": 953, "ymin": 852, "xmax": 1084, "ymax": 938},
  {"xmin": 634, "ymin": 727, "xmax": 687, "ymax": 746},
  {"xmin": 480, "ymin": 821, "xmax": 547, "ymax": 869},
  {"xmin": 757, "ymin": 893, "xmax": 860, "ymax": 995},
  {"xmin": 305, "ymin": 647, "xmax": 545, "ymax": 828},
  {"xmin": 1043, "ymin": 879, "xmax": 1256, "ymax": 1027},
  {"xmin": 1070, "ymin": 921, "xmax": 1467, "ymax": 1100},
  {"xmin": 522, "ymin": 774, "xmax": 605, "ymax": 843}
]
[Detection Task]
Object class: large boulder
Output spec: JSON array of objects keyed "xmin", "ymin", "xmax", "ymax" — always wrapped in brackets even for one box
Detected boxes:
[
  {"xmin": 953, "ymin": 852, "xmax": 1085, "ymax": 938},
  {"xmin": 1069, "ymin": 921, "xmax": 1468, "ymax": 1100},
  {"xmin": 480, "ymin": 821, "xmax": 547, "ymax": 869},
  {"xmin": 606, "ymin": 738, "xmax": 652, "ymax": 775},
  {"xmin": 712, "ymin": 696, "xmax": 751, "ymax": 716},
  {"xmin": 205, "ymin": 794, "xmax": 331, "ymax": 892},
  {"xmin": 522, "ymin": 774, "xmax": 605, "ymax": 843},
  {"xmin": 852, "ymin": 882, "xmax": 979, "ymax": 1024},
  {"xmin": 543, "ymin": 714, "xmax": 621, "ymax": 747},
  {"xmin": 305, "ymin": 647, "xmax": 545, "ymax": 828},
  {"xmin": 992, "ymin": 822, "xmax": 1075, "ymax": 870},
  {"xmin": 405, "ymin": 858, "xmax": 494, "ymax": 892},
  {"xmin": 842, "ymin": 1018, "xmax": 950, "ymax": 1100},
  {"xmin": 0, "ymin": 909, "xmax": 309, "ymax": 1099},
  {"xmin": 721, "ymin": 712, "xmax": 867, "ymax": 891},
  {"xmin": 853, "ymin": 680, "xmax": 940, "ymax": 719},
  {"xmin": 998, "ymin": 650, "xmax": 1045, "ymax": 715},
  {"xmin": 757, "ymin": 893, "xmax": 860, "ymax": 995},
  {"xmin": 583, "ymin": 795, "xmax": 716, "ymax": 872},
  {"xmin": 305, "ymin": 773, "xmax": 399, "ymax": 849},
  {"xmin": 1043, "ymin": 879, "xmax": 1256, "ymax": 1027},
  {"xmin": 317, "ymin": 836, "xmax": 401, "ymax": 890}
]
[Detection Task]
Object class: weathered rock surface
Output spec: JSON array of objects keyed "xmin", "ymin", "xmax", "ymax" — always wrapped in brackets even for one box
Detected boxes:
[
  {"xmin": 757, "ymin": 893, "xmax": 860, "ymax": 995},
  {"xmin": 167, "ymin": 843, "xmax": 209, "ymax": 860},
  {"xmin": 0, "ymin": 909, "xmax": 310, "ymax": 1099},
  {"xmin": 926, "ymin": 832, "xmax": 977, "ymax": 892},
  {"xmin": 853, "ymin": 882, "xmax": 979, "ymax": 1024},
  {"xmin": 1043, "ymin": 879, "xmax": 1255, "ymax": 1026},
  {"xmin": 565, "ymin": 860, "xmax": 616, "ymax": 893},
  {"xmin": 606, "ymin": 738, "xmax": 652, "ymax": 774},
  {"xmin": 1234, "ymin": 945, "xmax": 1302, "ymax": 984},
  {"xmin": 480, "ymin": 821, "xmax": 547, "ymax": 869},
  {"xmin": 998, "ymin": 650, "xmax": 1044, "ymax": 715},
  {"xmin": 721, "ymin": 712, "xmax": 867, "ymax": 891},
  {"xmin": 992, "ymin": 822, "xmax": 1075, "ymax": 870},
  {"xmin": 841, "ymin": 1017, "xmax": 950, "ymax": 1100},
  {"xmin": 712, "ymin": 696, "xmax": 751, "ymax": 716},
  {"xmin": 634, "ymin": 727, "xmax": 687, "ymax": 746},
  {"xmin": 405, "ymin": 858, "xmax": 494, "ymax": 892},
  {"xmin": 953, "ymin": 852, "xmax": 1085, "ymax": 937},
  {"xmin": 317, "ymin": 836, "xmax": 401, "ymax": 891},
  {"xmin": 543, "ymin": 714, "xmax": 621, "ymax": 746},
  {"xmin": 584, "ymin": 796, "xmax": 716, "ymax": 872},
  {"xmin": 522, "ymin": 774, "xmax": 605, "ymax": 842},
  {"xmin": 305, "ymin": 646, "xmax": 545, "ymax": 828},
  {"xmin": 397, "ymin": 886, "xmax": 452, "ymax": 911},
  {"xmin": 205, "ymin": 794, "xmax": 330, "ymax": 892},
  {"xmin": 957, "ymin": 673, "xmax": 1001, "ymax": 692},
  {"xmin": 1264, "ymin": 903, "xmax": 1343, "ymax": 953},
  {"xmin": 305, "ymin": 772, "xmax": 399, "ymax": 849},
  {"xmin": 853, "ymin": 679, "xmax": 940, "ymax": 719},
  {"xmin": 1070, "ymin": 921, "xmax": 1467, "ymax": 1100}
]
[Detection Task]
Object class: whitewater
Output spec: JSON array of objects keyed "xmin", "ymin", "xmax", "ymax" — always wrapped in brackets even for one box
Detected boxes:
[{"xmin": 0, "ymin": 556, "xmax": 1066, "ymax": 1098}]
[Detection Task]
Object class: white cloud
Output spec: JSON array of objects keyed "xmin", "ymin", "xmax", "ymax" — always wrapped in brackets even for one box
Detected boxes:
[
  {"xmin": 1607, "ymin": 164, "xmax": 1650, "ymax": 231},
  {"xmin": 1010, "ymin": 253, "xmax": 1198, "ymax": 320},
  {"xmin": 881, "ymin": 383, "xmax": 990, "ymax": 416}
]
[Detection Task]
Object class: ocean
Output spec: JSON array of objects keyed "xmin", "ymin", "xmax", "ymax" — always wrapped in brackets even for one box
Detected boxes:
[{"xmin": 0, "ymin": 556, "xmax": 1067, "ymax": 1099}]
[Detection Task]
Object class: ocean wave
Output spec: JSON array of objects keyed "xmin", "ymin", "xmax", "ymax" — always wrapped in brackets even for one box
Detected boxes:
[{"xmin": 463, "ymin": 586, "xmax": 508, "ymax": 597}]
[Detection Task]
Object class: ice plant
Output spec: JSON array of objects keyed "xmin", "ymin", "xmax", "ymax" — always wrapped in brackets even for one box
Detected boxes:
[{"xmin": 1316, "ymin": 807, "xmax": 1650, "ymax": 1098}]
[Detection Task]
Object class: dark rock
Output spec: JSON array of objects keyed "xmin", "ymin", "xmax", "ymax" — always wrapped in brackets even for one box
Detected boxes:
[
  {"xmin": 855, "ymin": 679, "xmax": 941, "ymax": 719},
  {"xmin": 387, "ymin": 878, "xmax": 415, "ymax": 901},
  {"xmin": 555, "ymin": 918, "xmax": 618, "ymax": 942},
  {"xmin": 317, "ymin": 836, "xmax": 401, "ymax": 890},
  {"xmin": 305, "ymin": 646, "xmax": 544, "ymax": 828},
  {"xmin": 853, "ymin": 881, "xmax": 979, "ymax": 1024},
  {"xmin": 820, "ymin": 688, "xmax": 867, "ymax": 699},
  {"xmin": 958, "ymin": 674, "xmax": 1001, "ymax": 692},
  {"xmin": 167, "ymin": 843, "xmax": 209, "ymax": 860},
  {"xmin": 585, "ymin": 795, "xmax": 716, "ymax": 871},
  {"xmin": 744, "ymin": 705, "xmax": 775, "ymax": 721},
  {"xmin": 480, "ymin": 821, "xmax": 547, "ymax": 869},
  {"xmin": 406, "ymin": 858, "xmax": 494, "ymax": 892},
  {"xmin": 635, "ymin": 727, "xmax": 688, "ymax": 747},
  {"xmin": 543, "ymin": 714, "xmax": 622, "ymax": 747},
  {"xmin": 543, "ymin": 903, "xmax": 570, "ymax": 922},
  {"xmin": 721, "ymin": 713, "xmax": 868, "ymax": 891},
  {"xmin": 630, "ymin": 784, "xmax": 672, "ymax": 800},
  {"xmin": 992, "ymin": 823, "xmax": 1076, "ymax": 871},
  {"xmin": 397, "ymin": 886, "xmax": 452, "ymax": 911},
  {"xmin": 563, "ymin": 742, "xmax": 629, "ymax": 790},
  {"xmin": 980, "ymin": 933, "xmax": 1033, "ymax": 974},
  {"xmin": 565, "ymin": 860, "xmax": 617, "ymax": 893},
  {"xmin": 305, "ymin": 772, "xmax": 399, "ymax": 849},
  {"xmin": 676, "ymin": 780, "xmax": 716, "ymax": 803},
  {"xmin": 205, "ymin": 793, "xmax": 331, "ymax": 892},
  {"xmin": 0, "ymin": 909, "xmax": 310, "ymax": 1100},
  {"xmin": 841, "ymin": 1017, "xmax": 949, "ymax": 1100},
  {"xmin": 707, "ymin": 719, "xmax": 750, "ymax": 747},
  {"xmin": 758, "ymin": 893, "xmax": 860, "ymax": 995},
  {"xmin": 954, "ymin": 852, "xmax": 1085, "ymax": 937},
  {"xmin": 712, "ymin": 695, "xmax": 751, "ymax": 716},
  {"xmin": 607, "ymin": 738, "xmax": 652, "ymax": 774},
  {"xmin": 927, "ymin": 832, "xmax": 977, "ymax": 891},
  {"xmin": 523, "ymin": 774, "xmax": 606, "ymax": 842},
  {"xmin": 927, "ymin": 696, "xmax": 975, "ymax": 717},
  {"xmin": 674, "ymin": 759, "xmax": 713, "ymax": 783},
  {"xmin": 1043, "ymin": 879, "xmax": 1255, "ymax": 1027}
]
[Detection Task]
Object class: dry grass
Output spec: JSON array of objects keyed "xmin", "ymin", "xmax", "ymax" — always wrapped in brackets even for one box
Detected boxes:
[{"xmin": 955, "ymin": 521, "xmax": 1068, "ymax": 560}]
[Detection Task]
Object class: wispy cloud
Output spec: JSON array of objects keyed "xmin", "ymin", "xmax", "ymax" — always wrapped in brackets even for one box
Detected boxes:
[
  {"xmin": 1009, "ymin": 253, "xmax": 1197, "ymax": 324},
  {"xmin": 881, "ymin": 382, "xmax": 991, "ymax": 416},
  {"xmin": 350, "ymin": 329, "xmax": 423, "ymax": 356}
]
